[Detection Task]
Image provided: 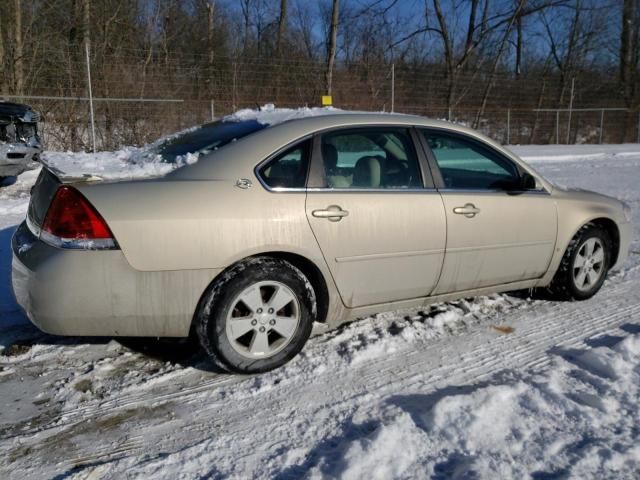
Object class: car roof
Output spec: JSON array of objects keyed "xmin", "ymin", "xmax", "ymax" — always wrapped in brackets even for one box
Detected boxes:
[
  {"xmin": 168, "ymin": 112, "xmax": 528, "ymax": 182},
  {"xmin": 264, "ymin": 112, "xmax": 456, "ymax": 130}
]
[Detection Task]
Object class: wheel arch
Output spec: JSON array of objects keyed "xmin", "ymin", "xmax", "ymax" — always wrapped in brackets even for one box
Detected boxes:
[
  {"xmin": 191, "ymin": 251, "xmax": 331, "ymax": 334},
  {"xmin": 570, "ymin": 217, "xmax": 620, "ymax": 269}
]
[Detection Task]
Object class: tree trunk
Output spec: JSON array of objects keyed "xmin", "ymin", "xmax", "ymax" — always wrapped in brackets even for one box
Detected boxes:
[
  {"xmin": 241, "ymin": 0, "xmax": 251, "ymax": 54},
  {"xmin": 0, "ymin": 20, "xmax": 6, "ymax": 96},
  {"xmin": 275, "ymin": 0, "xmax": 287, "ymax": 102},
  {"xmin": 529, "ymin": 78, "xmax": 546, "ymax": 143},
  {"xmin": 14, "ymin": 0, "xmax": 24, "ymax": 96},
  {"xmin": 276, "ymin": 0, "xmax": 287, "ymax": 57},
  {"xmin": 432, "ymin": 0, "xmax": 454, "ymax": 117},
  {"xmin": 207, "ymin": 0, "xmax": 215, "ymax": 97},
  {"xmin": 515, "ymin": 0, "xmax": 526, "ymax": 77},
  {"xmin": 325, "ymin": 0, "xmax": 339, "ymax": 96},
  {"xmin": 620, "ymin": 0, "xmax": 637, "ymax": 106},
  {"xmin": 463, "ymin": 0, "xmax": 479, "ymax": 69},
  {"xmin": 83, "ymin": 0, "xmax": 90, "ymax": 53}
]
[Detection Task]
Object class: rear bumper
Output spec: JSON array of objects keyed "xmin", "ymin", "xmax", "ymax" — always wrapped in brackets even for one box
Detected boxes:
[{"xmin": 11, "ymin": 220, "xmax": 222, "ymax": 337}]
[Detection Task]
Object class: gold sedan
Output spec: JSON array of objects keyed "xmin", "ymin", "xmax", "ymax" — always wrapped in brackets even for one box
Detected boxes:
[{"xmin": 12, "ymin": 114, "xmax": 632, "ymax": 373}]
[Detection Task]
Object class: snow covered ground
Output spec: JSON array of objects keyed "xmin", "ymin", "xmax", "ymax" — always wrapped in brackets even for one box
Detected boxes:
[{"xmin": 0, "ymin": 140, "xmax": 639, "ymax": 479}]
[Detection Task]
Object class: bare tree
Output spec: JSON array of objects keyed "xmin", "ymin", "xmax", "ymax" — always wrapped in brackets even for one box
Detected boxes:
[
  {"xmin": 540, "ymin": 0, "xmax": 593, "ymax": 104},
  {"xmin": 474, "ymin": 0, "xmax": 526, "ymax": 127},
  {"xmin": 325, "ymin": 0, "xmax": 340, "ymax": 96},
  {"xmin": 291, "ymin": 0, "xmax": 318, "ymax": 60},
  {"xmin": 1, "ymin": 0, "xmax": 635, "ymax": 148}
]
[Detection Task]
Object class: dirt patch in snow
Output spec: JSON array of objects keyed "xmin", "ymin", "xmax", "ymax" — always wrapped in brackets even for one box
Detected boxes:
[{"xmin": 2, "ymin": 342, "xmax": 32, "ymax": 357}]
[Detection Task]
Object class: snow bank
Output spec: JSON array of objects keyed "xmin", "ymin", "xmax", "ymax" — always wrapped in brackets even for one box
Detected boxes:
[
  {"xmin": 511, "ymin": 143, "xmax": 640, "ymax": 163},
  {"xmin": 0, "ymin": 168, "xmax": 40, "ymax": 229},
  {"xmin": 309, "ymin": 333, "xmax": 640, "ymax": 479}
]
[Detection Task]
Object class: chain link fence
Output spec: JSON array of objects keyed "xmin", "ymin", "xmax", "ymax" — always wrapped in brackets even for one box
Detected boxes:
[{"xmin": 2, "ymin": 50, "xmax": 638, "ymax": 151}]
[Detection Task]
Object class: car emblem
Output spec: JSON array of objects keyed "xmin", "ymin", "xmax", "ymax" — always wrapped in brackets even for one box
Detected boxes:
[{"xmin": 235, "ymin": 178, "xmax": 253, "ymax": 189}]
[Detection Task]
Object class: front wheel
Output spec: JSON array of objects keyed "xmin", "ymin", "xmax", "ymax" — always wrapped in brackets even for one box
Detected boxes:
[
  {"xmin": 196, "ymin": 257, "xmax": 316, "ymax": 374},
  {"xmin": 549, "ymin": 223, "xmax": 612, "ymax": 300}
]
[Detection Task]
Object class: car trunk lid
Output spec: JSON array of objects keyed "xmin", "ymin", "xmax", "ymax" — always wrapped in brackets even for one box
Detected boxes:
[
  {"xmin": 27, "ymin": 165, "xmax": 103, "ymax": 227},
  {"xmin": 27, "ymin": 166, "xmax": 61, "ymax": 228}
]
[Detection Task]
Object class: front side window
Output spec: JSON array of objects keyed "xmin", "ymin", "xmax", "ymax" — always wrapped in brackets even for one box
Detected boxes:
[
  {"xmin": 320, "ymin": 128, "xmax": 422, "ymax": 189},
  {"xmin": 259, "ymin": 139, "xmax": 311, "ymax": 189},
  {"xmin": 422, "ymin": 130, "xmax": 521, "ymax": 190}
]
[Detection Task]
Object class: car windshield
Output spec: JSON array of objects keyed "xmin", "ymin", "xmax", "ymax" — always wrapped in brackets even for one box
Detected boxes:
[{"xmin": 154, "ymin": 119, "xmax": 267, "ymax": 163}]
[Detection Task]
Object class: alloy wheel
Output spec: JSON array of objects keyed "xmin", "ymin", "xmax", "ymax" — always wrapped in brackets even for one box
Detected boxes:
[
  {"xmin": 572, "ymin": 237, "xmax": 605, "ymax": 292},
  {"xmin": 225, "ymin": 281, "xmax": 300, "ymax": 359}
]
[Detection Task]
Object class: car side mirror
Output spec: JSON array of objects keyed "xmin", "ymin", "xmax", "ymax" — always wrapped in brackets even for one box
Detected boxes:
[{"xmin": 520, "ymin": 172, "xmax": 537, "ymax": 190}]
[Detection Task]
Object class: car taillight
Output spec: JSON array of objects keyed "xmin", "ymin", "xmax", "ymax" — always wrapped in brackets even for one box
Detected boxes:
[{"xmin": 41, "ymin": 186, "xmax": 117, "ymax": 249}]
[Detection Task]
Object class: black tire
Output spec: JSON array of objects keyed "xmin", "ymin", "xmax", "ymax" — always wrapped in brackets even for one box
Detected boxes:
[
  {"xmin": 548, "ymin": 223, "xmax": 612, "ymax": 301},
  {"xmin": 196, "ymin": 257, "xmax": 316, "ymax": 374}
]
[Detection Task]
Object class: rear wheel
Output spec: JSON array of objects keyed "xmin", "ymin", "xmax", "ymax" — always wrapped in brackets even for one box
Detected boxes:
[
  {"xmin": 549, "ymin": 223, "xmax": 611, "ymax": 300},
  {"xmin": 196, "ymin": 257, "xmax": 315, "ymax": 374}
]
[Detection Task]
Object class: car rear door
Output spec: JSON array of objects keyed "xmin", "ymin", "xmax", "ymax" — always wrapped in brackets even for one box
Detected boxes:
[
  {"xmin": 418, "ymin": 128, "xmax": 557, "ymax": 294},
  {"xmin": 305, "ymin": 127, "xmax": 446, "ymax": 308}
]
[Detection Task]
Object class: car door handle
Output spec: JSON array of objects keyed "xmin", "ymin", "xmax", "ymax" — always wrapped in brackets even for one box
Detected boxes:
[
  {"xmin": 453, "ymin": 203, "xmax": 480, "ymax": 218},
  {"xmin": 312, "ymin": 205, "xmax": 349, "ymax": 222}
]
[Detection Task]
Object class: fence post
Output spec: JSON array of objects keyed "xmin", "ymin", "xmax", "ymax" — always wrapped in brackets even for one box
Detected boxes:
[
  {"xmin": 637, "ymin": 111, "xmax": 640, "ymax": 144},
  {"xmin": 556, "ymin": 110, "xmax": 560, "ymax": 144},
  {"xmin": 210, "ymin": 100, "xmax": 215, "ymax": 121},
  {"xmin": 232, "ymin": 62, "xmax": 237, "ymax": 111},
  {"xmin": 391, "ymin": 63, "xmax": 395, "ymax": 113},
  {"xmin": 566, "ymin": 77, "xmax": 574, "ymax": 144},
  {"xmin": 84, "ymin": 42, "xmax": 96, "ymax": 152},
  {"xmin": 599, "ymin": 109, "xmax": 604, "ymax": 144},
  {"xmin": 506, "ymin": 108, "xmax": 511, "ymax": 145}
]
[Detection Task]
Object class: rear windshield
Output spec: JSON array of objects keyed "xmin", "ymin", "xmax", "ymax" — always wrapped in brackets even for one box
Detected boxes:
[{"xmin": 154, "ymin": 120, "xmax": 266, "ymax": 163}]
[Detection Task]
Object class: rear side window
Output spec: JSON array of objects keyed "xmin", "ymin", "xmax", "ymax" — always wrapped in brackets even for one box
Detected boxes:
[{"xmin": 259, "ymin": 139, "xmax": 311, "ymax": 189}]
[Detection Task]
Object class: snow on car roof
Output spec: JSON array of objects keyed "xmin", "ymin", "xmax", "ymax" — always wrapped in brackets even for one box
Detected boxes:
[
  {"xmin": 223, "ymin": 103, "xmax": 347, "ymax": 125},
  {"xmin": 40, "ymin": 106, "xmax": 363, "ymax": 181}
]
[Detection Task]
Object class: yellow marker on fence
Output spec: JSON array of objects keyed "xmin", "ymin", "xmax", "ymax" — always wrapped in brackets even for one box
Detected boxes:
[{"xmin": 322, "ymin": 95, "xmax": 333, "ymax": 106}]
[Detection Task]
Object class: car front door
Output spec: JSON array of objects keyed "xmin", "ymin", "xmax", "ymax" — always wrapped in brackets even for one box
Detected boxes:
[
  {"xmin": 305, "ymin": 127, "xmax": 446, "ymax": 308},
  {"xmin": 418, "ymin": 129, "xmax": 557, "ymax": 295}
]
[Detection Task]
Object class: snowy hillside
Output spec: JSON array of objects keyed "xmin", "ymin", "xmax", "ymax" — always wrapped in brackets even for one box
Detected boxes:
[{"xmin": 0, "ymin": 141, "xmax": 639, "ymax": 479}]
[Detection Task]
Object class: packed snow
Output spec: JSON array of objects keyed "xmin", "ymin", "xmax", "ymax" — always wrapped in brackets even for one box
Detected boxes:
[{"xmin": 0, "ymin": 120, "xmax": 639, "ymax": 478}]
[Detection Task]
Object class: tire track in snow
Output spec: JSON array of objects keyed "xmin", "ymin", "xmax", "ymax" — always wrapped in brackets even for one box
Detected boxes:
[
  {"xmin": 3, "ymin": 267, "xmax": 639, "ymax": 475},
  {"xmin": 85, "ymin": 270, "xmax": 640, "ymax": 476}
]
